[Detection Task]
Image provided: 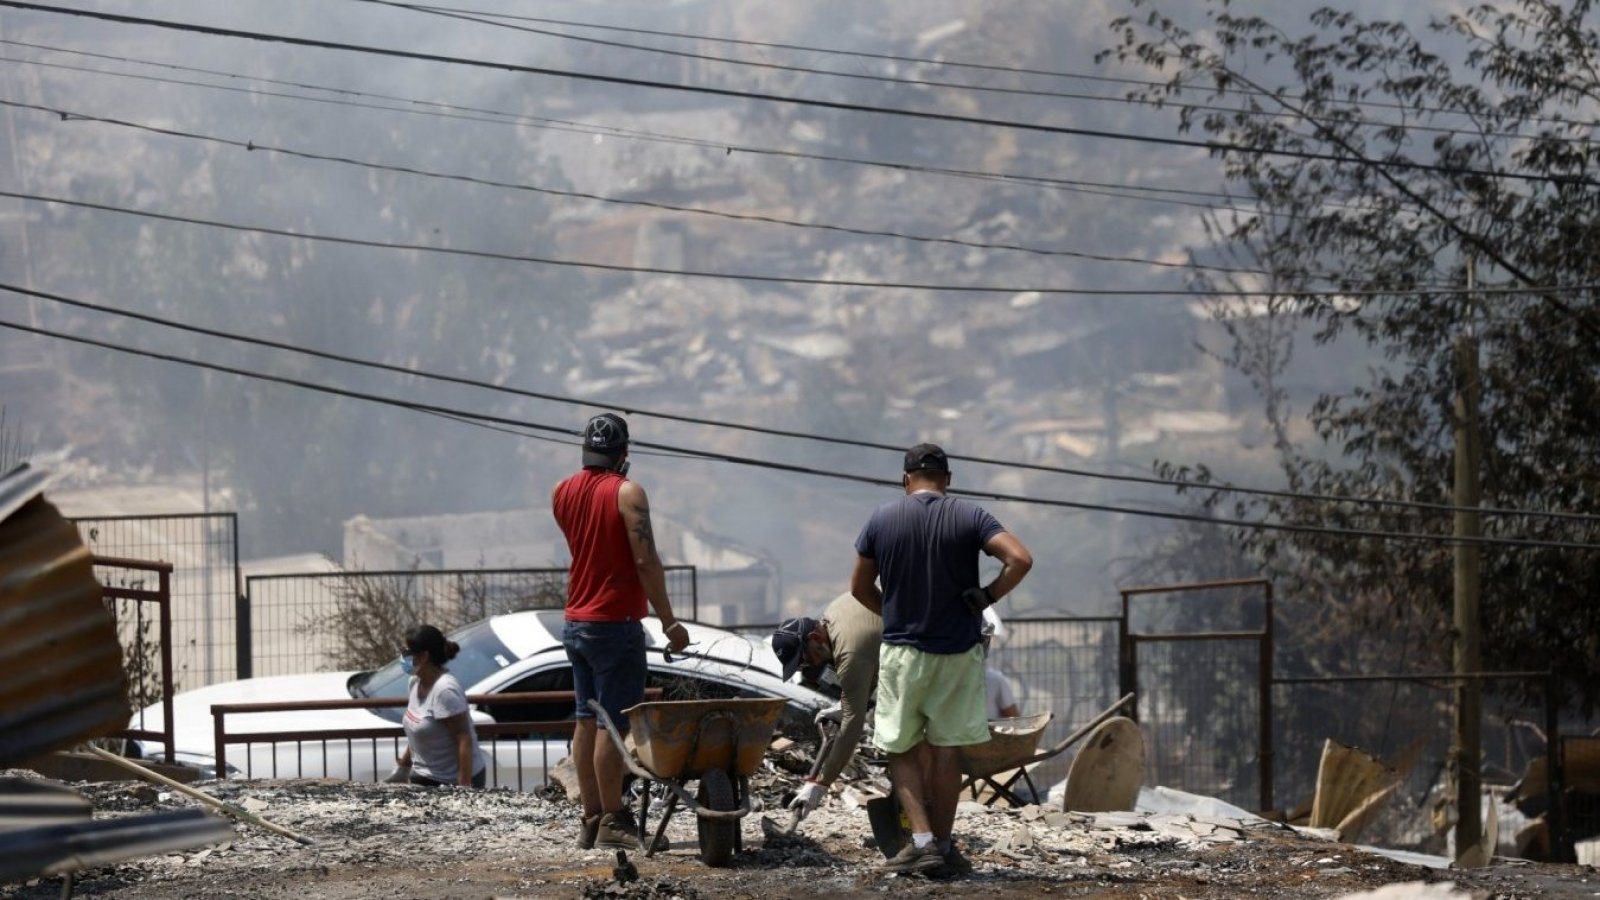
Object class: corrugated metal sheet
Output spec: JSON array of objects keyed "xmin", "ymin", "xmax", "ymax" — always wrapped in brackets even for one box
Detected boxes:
[
  {"xmin": 0, "ymin": 463, "xmax": 47, "ymax": 523},
  {"xmin": 0, "ymin": 466, "xmax": 129, "ymax": 766}
]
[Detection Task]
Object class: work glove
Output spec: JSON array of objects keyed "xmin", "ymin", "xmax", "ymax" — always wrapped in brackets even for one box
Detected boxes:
[
  {"xmin": 383, "ymin": 763, "xmax": 412, "ymax": 784},
  {"xmin": 814, "ymin": 703, "xmax": 843, "ymax": 726},
  {"xmin": 789, "ymin": 780, "xmax": 825, "ymax": 814},
  {"xmin": 961, "ymin": 585, "xmax": 996, "ymax": 616}
]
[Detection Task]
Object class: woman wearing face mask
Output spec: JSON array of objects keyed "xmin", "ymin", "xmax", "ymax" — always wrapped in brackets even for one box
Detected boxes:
[{"xmin": 385, "ymin": 624, "xmax": 487, "ymax": 788}]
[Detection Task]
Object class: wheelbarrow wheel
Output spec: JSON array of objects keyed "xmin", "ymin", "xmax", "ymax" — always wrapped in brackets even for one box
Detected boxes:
[{"xmin": 695, "ymin": 768, "xmax": 738, "ymax": 867}]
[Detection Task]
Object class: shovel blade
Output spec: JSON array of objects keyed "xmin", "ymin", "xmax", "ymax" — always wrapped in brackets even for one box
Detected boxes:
[{"xmin": 864, "ymin": 794, "xmax": 907, "ymax": 859}]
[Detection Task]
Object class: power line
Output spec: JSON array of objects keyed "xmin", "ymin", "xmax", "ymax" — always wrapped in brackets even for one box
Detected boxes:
[
  {"xmin": 1196, "ymin": 61, "xmax": 1600, "ymax": 345},
  {"xmin": 0, "ymin": 44, "xmax": 1303, "ymax": 219},
  {"xmin": 400, "ymin": 0, "xmax": 1593, "ymax": 132},
  {"xmin": 8, "ymin": 279, "xmax": 1600, "ymax": 527},
  {"xmin": 3, "ymin": 1, "xmax": 1593, "ymax": 188},
  {"xmin": 368, "ymin": 0, "xmax": 1597, "ymax": 149},
  {"xmin": 5, "ymin": 313, "xmax": 1598, "ymax": 550},
  {"xmin": 0, "ymin": 97, "xmax": 1275, "ymax": 275},
  {"xmin": 11, "ymin": 187, "xmax": 1600, "ymax": 298}
]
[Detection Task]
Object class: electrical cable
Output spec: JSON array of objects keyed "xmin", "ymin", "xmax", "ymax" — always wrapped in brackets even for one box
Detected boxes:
[
  {"xmin": 2, "ymin": 1, "xmax": 1593, "ymax": 188},
  {"xmin": 0, "ymin": 39, "xmax": 1290, "ymax": 220},
  {"xmin": 8, "ymin": 188, "xmax": 1599, "ymax": 298},
  {"xmin": 5, "ymin": 315, "xmax": 1600, "ymax": 550},
  {"xmin": 399, "ymin": 1, "xmax": 1596, "ymax": 131},
  {"xmin": 0, "ymin": 96, "xmax": 1273, "ymax": 275},
  {"xmin": 1182, "ymin": 56, "xmax": 1600, "ymax": 344},
  {"xmin": 366, "ymin": 0, "xmax": 1599, "ymax": 148},
  {"xmin": 7, "ymin": 279, "xmax": 1600, "ymax": 527}
]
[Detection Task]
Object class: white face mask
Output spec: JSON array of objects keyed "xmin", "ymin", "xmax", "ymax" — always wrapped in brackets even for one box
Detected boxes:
[{"xmin": 818, "ymin": 667, "xmax": 840, "ymax": 690}]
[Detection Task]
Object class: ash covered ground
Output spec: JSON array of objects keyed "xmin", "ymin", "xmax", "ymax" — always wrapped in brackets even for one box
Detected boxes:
[{"xmin": 2, "ymin": 770, "xmax": 1596, "ymax": 899}]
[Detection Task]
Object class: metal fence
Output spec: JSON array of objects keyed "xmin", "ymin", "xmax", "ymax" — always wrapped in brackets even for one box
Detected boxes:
[
  {"xmin": 992, "ymin": 617, "xmax": 1121, "ymax": 788},
  {"xmin": 73, "ymin": 513, "xmax": 241, "ymax": 691},
  {"xmin": 239, "ymin": 565, "xmax": 698, "ymax": 678},
  {"xmin": 721, "ymin": 616, "xmax": 1122, "ymax": 790},
  {"xmin": 98, "ymin": 556, "xmax": 176, "ymax": 764},
  {"xmin": 1273, "ymin": 672, "xmax": 1557, "ymax": 854}
]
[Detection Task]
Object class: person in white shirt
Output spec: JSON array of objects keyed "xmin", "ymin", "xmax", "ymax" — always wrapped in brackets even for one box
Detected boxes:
[
  {"xmin": 980, "ymin": 617, "xmax": 1022, "ymax": 719},
  {"xmin": 389, "ymin": 624, "xmax": 487, "ymax": 788},
  {"xmin": 985, "ymin": 666, "xmax": 1021, "ymax": 720}
]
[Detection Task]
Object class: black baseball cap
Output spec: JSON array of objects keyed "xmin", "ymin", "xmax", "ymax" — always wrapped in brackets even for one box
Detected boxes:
[
  {"xmin": 581, "ymin": 413, "xmax": 630, "ymax": 468},
  {"xmin": 903, "ymin": 442, "xmax": 949, "ymax": 474},
  {"xmin": 771, "ymin": 617, "xmax": 820, "ymax": 682}
]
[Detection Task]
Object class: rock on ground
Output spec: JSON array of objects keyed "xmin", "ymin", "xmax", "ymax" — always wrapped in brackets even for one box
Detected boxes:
[{"xmin": 0, "ymin": 769, "xmax": 1592, "ymax": 899}]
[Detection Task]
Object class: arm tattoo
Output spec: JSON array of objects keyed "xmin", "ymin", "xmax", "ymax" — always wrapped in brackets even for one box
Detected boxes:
[{"xmin": 631, "ymin": 499, "xmax": 655, "ymax": 548}]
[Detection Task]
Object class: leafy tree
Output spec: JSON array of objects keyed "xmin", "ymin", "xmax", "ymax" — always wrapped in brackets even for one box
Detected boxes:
[{"xmin": 1100, "ymin": 1, "xmax": 1600, "ymax": 713}]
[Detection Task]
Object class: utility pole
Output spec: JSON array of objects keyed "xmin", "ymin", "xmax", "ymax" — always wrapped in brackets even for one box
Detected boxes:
[{"xmin": 1452, "ymin": 261, "xmax": 1483, "ymax": 863}]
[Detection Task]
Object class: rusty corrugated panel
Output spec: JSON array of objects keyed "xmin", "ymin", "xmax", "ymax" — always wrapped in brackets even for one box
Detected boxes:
[
  {"xmin": 0, "ymin": 463, "xmax": 47, "ymax": 523},
  {"xmin": 0, "ymin": 466, "xmax": 129, "ymax": 766}
]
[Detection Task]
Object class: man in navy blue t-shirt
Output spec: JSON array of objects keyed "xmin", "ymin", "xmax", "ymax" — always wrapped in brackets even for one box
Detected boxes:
[{"xmin": 851, "ymin": 443, "xmax": 1033, "ymax": 875}]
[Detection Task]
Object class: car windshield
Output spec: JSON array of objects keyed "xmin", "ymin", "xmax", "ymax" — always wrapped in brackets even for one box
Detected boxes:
[{"xmin": 353, "ymin": 619, "xmax": 522, "ymax": 700}]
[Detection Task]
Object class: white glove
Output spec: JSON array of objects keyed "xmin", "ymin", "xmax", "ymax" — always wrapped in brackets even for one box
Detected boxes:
[
  {"xmin": 383, "ymin": 764, "xmax": 411, "ymax": 784},
  {"xmin": 814, "ymin": 703, "xmax": 843, "ymax": 726},
  {"xmin": 789, "ymin": 780, "xmax": 825, "ymax": 813}
]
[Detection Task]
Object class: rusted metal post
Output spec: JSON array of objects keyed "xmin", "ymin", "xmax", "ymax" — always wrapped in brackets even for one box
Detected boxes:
[
  {"xmin": 232, "ymin": 515, "xmax": 246, "ymax": 679},
  {"xmin": 1118, "ymin": 590, "xmax": 1135, "ymax": 720},
  {"xmin": 159, "ymin": 566, "xmax": 175, "ymax": 765},
  {"xmin": 1452, "ymin": 314, "xmax": 1483, "ymax": 862},
  {"xmin": 235, "ymin": 590, "xmax": 252, "ymax": 680},
  {"xmin": 1546, "ymin": 672, "xmax": 1568, "ymax": 861},
  {"xmin": 1259, "ymin": 581, "xmax": 1274, "ymax": 813},
  {"xmin": 212, "ymin": 705, "xmax": 227, "ymax": 779}
]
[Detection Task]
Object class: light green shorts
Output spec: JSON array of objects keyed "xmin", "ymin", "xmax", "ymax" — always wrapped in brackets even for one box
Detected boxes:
[{"xmin": 872, "ymin": 643, "xmax": 989, "ymax": 755}]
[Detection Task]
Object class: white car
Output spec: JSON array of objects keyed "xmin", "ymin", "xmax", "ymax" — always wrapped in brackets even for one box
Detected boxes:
[{"xmin": 129, "ymin": 611, "xmax": 826, "ymax": 788}]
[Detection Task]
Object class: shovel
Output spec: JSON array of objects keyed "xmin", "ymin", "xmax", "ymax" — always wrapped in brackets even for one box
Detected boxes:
[
  {"xmin": 864, "ymin": 792, "xmax": 908, "ymax": 859},
  {"xmin": 783, "ymin": 717, "xmax": 838, "ymax": 834}
]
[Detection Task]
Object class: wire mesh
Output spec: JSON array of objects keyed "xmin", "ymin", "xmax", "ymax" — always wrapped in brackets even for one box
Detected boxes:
[
  {"xmin": 993, "ymin": 618, "xmax": 1121, "ymax": 787},
  {"xmin": 1135, "ymin": 637, "xmax": 1262, "ymax": 811},
  {"xmin": 1273, "ymin": 676, "xmax": 1553, "ymax": 852},
  {"xmin": 74, "ymin": 513, "xmax": 239, "ymax": 690},
  {"xmin": 241, "ymin": 565, "xmax": 697, "ymax": 677}
]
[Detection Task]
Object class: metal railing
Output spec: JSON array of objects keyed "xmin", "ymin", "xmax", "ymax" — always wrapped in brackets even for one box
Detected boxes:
[
  {"xmin": 99, "ymin": 555, "xmax": 175, "ymax": 765},
  {"xmin": 210, "ymin": 690, "xmax": 662, "ymax": 792}
]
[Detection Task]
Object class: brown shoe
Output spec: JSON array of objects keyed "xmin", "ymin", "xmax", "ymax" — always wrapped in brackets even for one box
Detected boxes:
[
  {"xmin": 880, "ymin": 841, "xmax": 943, "ymax": 874},
  {"xmin": 577, "ymin": 814, "xmax": 601, "ymax": 849},
  {"xmin": 595, "ymin": 809, "xmax": 640, "ymax": 850}
]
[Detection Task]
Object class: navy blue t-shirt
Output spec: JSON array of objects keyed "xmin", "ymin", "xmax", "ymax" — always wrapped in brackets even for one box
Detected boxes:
[{"xmin": 854, "ymin": 492, "xmax": 1005, "ymax": 654}]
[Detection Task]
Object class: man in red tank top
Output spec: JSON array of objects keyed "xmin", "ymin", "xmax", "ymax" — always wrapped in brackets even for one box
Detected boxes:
[{"xmin": 552, "ymin": 412, "xmax": 689, "ymax": 851}]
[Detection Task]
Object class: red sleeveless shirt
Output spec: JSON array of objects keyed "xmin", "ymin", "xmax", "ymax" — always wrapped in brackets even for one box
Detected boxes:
[{"xmin": 552, "ymin": 467, "xmax": 647, "ymax": 622}]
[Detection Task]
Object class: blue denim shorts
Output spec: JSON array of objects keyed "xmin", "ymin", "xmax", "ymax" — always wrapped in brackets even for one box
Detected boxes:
[{"xmin": 563, "ymin": 619, "xmax": 647, "ymax": 730}]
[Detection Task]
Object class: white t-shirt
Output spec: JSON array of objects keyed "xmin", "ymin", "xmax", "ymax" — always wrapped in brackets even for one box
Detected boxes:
[
  {"xmin": 985, "ymin": 667, "xmax": 1018, "ymax": 720},
  {"xmin": 404, "ymin": 672, "xmax": 485, "ymax": 782}
]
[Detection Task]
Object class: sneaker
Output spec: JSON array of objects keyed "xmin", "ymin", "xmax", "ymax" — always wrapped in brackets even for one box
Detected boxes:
[
  {"xmin": 576, "ymin": 814, "xmax": 601, "ymax": 850},
  {"xmin": 927, "ymin": 842, "xmax": 974, "ymax": 879},
  {"xmin": 880, "ymin": 841, "xmax": 943, "ymax": 874},
  {"xmin": 595, "ymin": 810, "xmax": 640, "ymax": 850}
]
